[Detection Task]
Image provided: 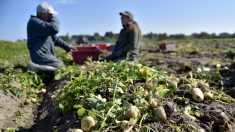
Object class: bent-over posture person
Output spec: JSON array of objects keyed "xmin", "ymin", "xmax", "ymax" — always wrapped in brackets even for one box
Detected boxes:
[{"xmin": 27, "ymin": 2, "xmax": 73, "ymax": 83}]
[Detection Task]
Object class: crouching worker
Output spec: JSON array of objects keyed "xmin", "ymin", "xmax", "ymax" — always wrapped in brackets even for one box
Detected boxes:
[
  {"xmin": 105, "ymin": 11, "xmax": 141, "ymax": 61},
  {"xmin": 27, "ymin": 2, "xmax": 73, "ymax": 84}
]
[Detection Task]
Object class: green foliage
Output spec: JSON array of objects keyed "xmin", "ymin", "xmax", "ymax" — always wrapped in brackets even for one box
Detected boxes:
[
  {"xmin": 0, "ymin": 40, "xmax": 43, "ymax": 101},
  {"xmin": 55, "ymin": 59, "xmax": 234, "ymax": 131},
  {"xmin": 1, "ymin": 39, "xmax": 235, "ymax": 131},
  {"xmin": 176, "ymin": 43, "xmax": 199, "ymax": 54},
  {"xmin": 0, "ymin": 67, "xmax": 43, "ymax": 98},
  {"xmin": 225, "ymin": 49, "xmax": 235, "ymax": 59},
  {"xmin": 0, "ymin": 40, "xmax": 29, "ymax": 65},
  {"xmin": 56, "ymin": 61, "xmax": 171, "ymax": 130}
]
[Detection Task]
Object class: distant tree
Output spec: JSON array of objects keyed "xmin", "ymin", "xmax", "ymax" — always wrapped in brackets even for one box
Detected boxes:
[
  {"xmin": 210, "ymin": 33, "xmax": 217, "ymax": 38},
  {"xmin": 144, "ymin": 32, "xmax": 158, "ymax": 39},
  {"xmin": 158, "ymin": 33, "xmax": 168, "ymax": 40},
  {"xmin": 104, "ymin": 31, "xmax": 114, "ymax": 38},
  {"xmin": 219, "ymin": 32, "xmax": 230, "ymax": 38},
  {"xmin": 169, "ymin": 34, "xmax": 186, "ymax": 39},
  {"xmin": 93, "ymin": 32, "xmax": 102, "ymax": 41},
  {"xmin": 60, "ymin": 33, "xmax": 72, "ymax": 43},
  {"xmin": 230, "ymin": 33, "xmax": 235, "ymax": 38},
  {"xmin": 191, "ymin": 32, "xmax": 217, "ymax": 39},
  {"xmin": 103, "ymin": 31, "xmax": 116, "ymax": 42},
  {"xmin": 191, "ymin": 33, "xmax": 200, "ymax": 38},
  {"xmin": 199, "ymin": 32, "xmax": 210, "ymax": 38}
]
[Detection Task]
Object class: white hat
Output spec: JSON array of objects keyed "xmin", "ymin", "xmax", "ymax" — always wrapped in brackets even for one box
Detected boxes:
[{"xmin": 36, "ymin": 2, "xmax": 58, "ymax": 15}]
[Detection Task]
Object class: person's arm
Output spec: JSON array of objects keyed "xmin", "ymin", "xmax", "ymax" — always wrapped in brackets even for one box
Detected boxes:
[
  {"xmin": 112, "ymin": 29, "xmax": 123, "ymax": 53},
  {"xmin": 33, "ymin": 16, "xmax": 60, "ymax": 36},
  {"xmin": 53, "ymin": 36, "xmax": 72, "ymax": 52},
  {"xmin": 114, "ymin": 26, "xmax": 139, "ymax": 57}
]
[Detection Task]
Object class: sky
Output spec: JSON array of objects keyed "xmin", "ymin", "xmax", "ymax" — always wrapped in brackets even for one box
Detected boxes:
[{"xmin": 1, "ymin": 0, "xmax": 235, "ymax": 41}]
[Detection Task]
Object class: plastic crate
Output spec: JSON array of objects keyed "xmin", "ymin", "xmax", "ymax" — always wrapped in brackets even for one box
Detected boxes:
[
  {"xmin": 106, "ymin": 45, "xmax": 114, "ymax": 51},
  {"xmin": 72, "ymin": 46, "xmax": 99, "ymax": 64},
  {"xmin": 159, "ymin": 43, "xmax": 176, "ymax": 51},
  {"xmin": 81, "ymin": 44, "xmax": 96, "ymax": 47},
  {"xmin": 159, "ymin": 43, "xmax": 166, "ymax": 50},
  {"xmin": 97, "ymin": 44, "xmax": 107, "ymax": 50}
]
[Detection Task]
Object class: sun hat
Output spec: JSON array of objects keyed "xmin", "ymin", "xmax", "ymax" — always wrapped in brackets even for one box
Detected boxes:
[
  {"xmin": 120, "ymin": 11, "xmax": 134, "ymax": 21},
  {"xmin": 37, "ymin": 2, "xmax": 58, "ymax": 15}
]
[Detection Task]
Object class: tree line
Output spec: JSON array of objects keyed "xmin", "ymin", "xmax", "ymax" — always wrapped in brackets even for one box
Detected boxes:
[{"xmin": 59, "ymin": 31, "xmax": 235, "ymax": 43}]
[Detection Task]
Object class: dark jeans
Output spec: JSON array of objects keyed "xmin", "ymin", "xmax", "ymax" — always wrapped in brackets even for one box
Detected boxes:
[
  {"xmin": 105, "ymin": 54, "xmax": 138, "ymax": 62},
  {"xmin": 28, "ymin": 61, "xmax": 58, "ymax": 85}
]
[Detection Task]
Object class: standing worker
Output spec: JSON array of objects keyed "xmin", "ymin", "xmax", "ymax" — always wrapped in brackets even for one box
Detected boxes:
[
  {"xmin": 27, "ymin": 2, "xmax": 74, "ymax": 83},
  {"xmin": 105, "ymin": 11, "xmax": 141, "ymax": 61}
]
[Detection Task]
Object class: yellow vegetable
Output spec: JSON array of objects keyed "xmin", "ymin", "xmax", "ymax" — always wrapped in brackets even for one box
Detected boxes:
[
  {"xmin": 81, "ymin": 116, "xmax": 96, "ymax": 131},
  {"xmin": 139, "ymin": 67, "xmax": 152, "ymax": 77},
  {"xmin": 154, "ymin": 106, "xmax": 167, "ymax": 122},
  {"xmin": 197, "ymin": 82, "xmax": 209, "ymax": 92},
  {"xmin": 181, "ymin": 84, "xmax": 192, "ymax": 91},
  {"xmin": 195, "ymin": 128, "xmax": 205, "ymax": 132},
  {"xmin": 31, "ymin": 98, "xmax": 37, "ymax": 103},
  {"xmin": 73, "ymin": 128, "xmax": 83, "ymax": 132},
  {"xmin": 183, "ymin": 110, "xmax": 196, "ymax": 120},
  {"xmin": 51, "ymin": 95, "xmax": 56, "ymax": 99},
  {"xmin": 126, "ymin": 105, "xmax": 140, "ymax": 119},
  {"xmin": 150, "ymin": 98, "xmax": 159, "ymax": 108},
  {"xmin": 119, "ymin": 120, "xmax": 130, "ymax": 130},
  {"xmin": 204, "ymin": 92, "xmax": 213, "ymax": 100},
  {"xmin": 40, "ymin": 88, "xmax": 46, "ymax": 93},
  {"xmin": 191, "ymin": 88, "xmax": 204, "ymax": 102}
]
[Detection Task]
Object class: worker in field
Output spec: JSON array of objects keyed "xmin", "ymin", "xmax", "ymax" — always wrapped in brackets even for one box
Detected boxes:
[
  {"xmin": 105, "ymin": 11, "xmax": 141, "ymax": 61},
  {"xmin": 76, "ymin": 35, "xmax": 89, "ymax": 45},
  {"xmin": 27, "ymin": 2, "xmax": 74, "ymax": 83}
]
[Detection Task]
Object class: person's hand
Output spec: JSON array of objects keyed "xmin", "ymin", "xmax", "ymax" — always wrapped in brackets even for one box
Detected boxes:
[
  {"xmin": 65, "ymin": 47, "xmax": 76, "ymax": 53},
  {"xmin": 70, "ymin": 47, "xmax": 77, "ymax": 52},
  {"xmin": 98, "ymin": 49, "xmax": 104, "ymax": 54}
]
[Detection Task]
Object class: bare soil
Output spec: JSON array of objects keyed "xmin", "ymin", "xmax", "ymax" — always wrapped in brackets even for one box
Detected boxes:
[{"xmin": 0, "ymin": 91, "xmax": 36, "ymax": 131}]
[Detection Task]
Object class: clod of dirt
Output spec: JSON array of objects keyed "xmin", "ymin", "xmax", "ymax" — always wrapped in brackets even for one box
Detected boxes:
[
  {"xmin": 164, "ymin": 102, "xmax": 176, "ymax": 116},
  {"xmin": 209, "ymin": 109, "xmax": 229, "ymax": 124}
]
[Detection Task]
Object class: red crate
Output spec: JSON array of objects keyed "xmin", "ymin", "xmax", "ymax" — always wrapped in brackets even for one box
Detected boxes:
[
  {"xmin": 106, "ymin": 45, "xmax": 114, "ymax": 51},
  {"xmin": 80, "ymin": 44, "xmax": 96, "ymax": 47},
  {"xmin": 97, "ymin": 44, "xmax": 107, "ymax": 50},
  {"xmin": 159, "ymin": 43, "xmax": 166, "ymax": 50},
  {"xmin": 72, "ymin": 47, "xmax": 99, "ymax": 64},
  {"xmin": 159, "ymin": 43, "xmax": 176, "ymax": 51}
]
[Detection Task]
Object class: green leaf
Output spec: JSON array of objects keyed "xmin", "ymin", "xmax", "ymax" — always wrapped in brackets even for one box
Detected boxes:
[
  {"xmin": 130, "ymin": 118, "xmax": 138, "ymax": 124},
  {"xmin": 77, "ymin": 107, "xmax": 86, "ymax": 116},
  {"xmin": 59, "ymin": 103, "xmax": 64, "ymax": 110},
  {"xmin": 114, "ymin": 98, "xmax": 122, "ymax": 105},
  {"xmin": 73, "ymin": 104, "xmax": 83, "ymax": 109},
  {"xmin": 6, "ymin": 127, "xmax": 18, "ymax": 132},
  {"xmin": 155, "ymin": 85, "xmax": 169, "ymax": 98}
]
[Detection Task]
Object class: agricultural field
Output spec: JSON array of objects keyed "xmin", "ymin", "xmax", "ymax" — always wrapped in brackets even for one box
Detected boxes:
[{"xmin": 0, "ymin": 39, "xmax": 235, "ymax": 132}]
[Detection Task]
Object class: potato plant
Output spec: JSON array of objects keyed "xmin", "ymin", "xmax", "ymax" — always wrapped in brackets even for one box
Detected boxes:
[{"xmin": 55, "ymin": 60, "xmax": 235, "ymax": 131}]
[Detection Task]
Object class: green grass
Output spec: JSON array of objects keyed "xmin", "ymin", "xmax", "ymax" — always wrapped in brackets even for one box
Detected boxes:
[{"xmin": 0, "ymin": 40, "xmax": 29, "ymax": 66}]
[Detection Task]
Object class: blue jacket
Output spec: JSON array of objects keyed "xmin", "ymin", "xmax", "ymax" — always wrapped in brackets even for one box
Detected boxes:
[{"xmin": 27, "ymin": 15, "xmax": 71, "ymax": 67}]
